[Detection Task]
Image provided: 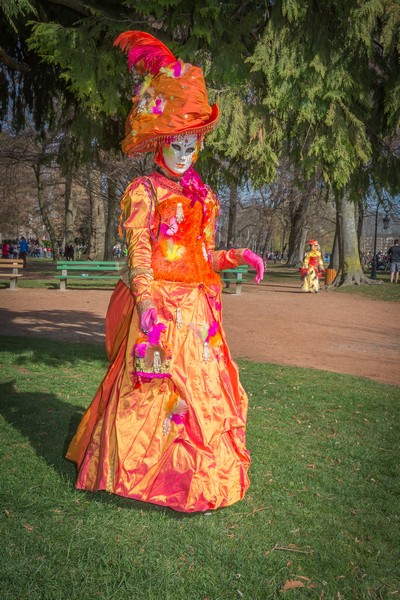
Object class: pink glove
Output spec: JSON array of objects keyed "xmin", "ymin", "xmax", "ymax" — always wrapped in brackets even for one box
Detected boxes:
[
  {"xmin": 140, "ymin": 307, "xmax": 158, "ymax": 335},
  {"xmin": 243, "ymin": 249, "xmax": 265, "ymax": 283}
]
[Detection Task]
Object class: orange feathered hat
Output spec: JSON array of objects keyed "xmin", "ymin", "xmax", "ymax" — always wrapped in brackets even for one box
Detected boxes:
[{"xmin": 114, "ymin": 31, "xmax": 219, "ymax": 155}]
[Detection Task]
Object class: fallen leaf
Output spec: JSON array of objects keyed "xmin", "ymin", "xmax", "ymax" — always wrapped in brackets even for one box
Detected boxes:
[
  {"xmin": 22, "ymin": 523, "xmax": 33, "ymax": 532},
  {"xmin": 280, "ymin": 580, "xmax": 305, "ymax": 591}
]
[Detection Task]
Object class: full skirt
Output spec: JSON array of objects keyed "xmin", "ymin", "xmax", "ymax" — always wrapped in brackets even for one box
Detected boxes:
[{"xmin": 66, "ymin": 279, "xmax": 250, "ymax": 512}]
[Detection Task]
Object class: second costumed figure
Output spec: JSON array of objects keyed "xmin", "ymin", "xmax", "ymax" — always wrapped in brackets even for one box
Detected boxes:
[{"xmin": 300, "ymin": 240, "xmax": 325, "ymax": 293}]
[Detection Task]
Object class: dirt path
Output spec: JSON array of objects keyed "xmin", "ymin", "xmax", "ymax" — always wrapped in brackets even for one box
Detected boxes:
[{"xmin": 1, "ymin": 280, "xmax": 399, "ymax": 386}]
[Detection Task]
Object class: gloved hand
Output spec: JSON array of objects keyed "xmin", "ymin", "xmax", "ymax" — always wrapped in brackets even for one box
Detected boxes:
[
  {"xmin": 140, "ymin": 307, "xmax": 158, "ymax": 335},
  {"xmin": 243, "ymin": 249, "xmax": 265, "ymax": 284}
]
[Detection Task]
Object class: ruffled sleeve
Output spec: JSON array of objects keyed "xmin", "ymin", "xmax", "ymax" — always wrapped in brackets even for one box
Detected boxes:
[{"xmin": 122, "ymin": 178, "xmax": 156, "ymax": 306}]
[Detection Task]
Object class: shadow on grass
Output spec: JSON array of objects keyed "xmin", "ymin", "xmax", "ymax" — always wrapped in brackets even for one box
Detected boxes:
[
  {"xmin": 0, "ymin": 306, "xmax": 107, "ymax": 346},
  {"xmin": 0, "ymin": 379, "xmax": 83, "ymax": 482},
  {"xmin": 0, "ymin": 342, "xmax": 196, "ymax": 519},
  {"xmin": 270, "ymin": 287, "xmax": 303, "ymax": 293},
  {"xmin": 0, "ymin": 379, "xmax": 183, "ymax": 516}
]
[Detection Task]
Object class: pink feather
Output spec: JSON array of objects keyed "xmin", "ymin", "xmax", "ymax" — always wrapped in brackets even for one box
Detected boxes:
[
  {"xmin": 114, "ymin": 30, "xmax": 177, "ymax": 74},
  {"xmin": 206, "ymin": 320, "xmax": 219, "ymax": 342}
]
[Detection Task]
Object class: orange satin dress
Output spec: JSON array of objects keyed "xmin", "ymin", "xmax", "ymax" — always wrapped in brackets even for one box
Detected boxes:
[{"xmin": 66, "ymin": 171, "xmax": 250, "ymax": 512}]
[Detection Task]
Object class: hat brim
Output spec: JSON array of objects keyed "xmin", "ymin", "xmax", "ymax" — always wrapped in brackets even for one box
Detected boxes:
[{"xmin": 124, "ymin": 104, "xmax": 219, "ymax": 156}]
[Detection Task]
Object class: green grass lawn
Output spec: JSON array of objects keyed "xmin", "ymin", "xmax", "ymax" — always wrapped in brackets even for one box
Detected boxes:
[{"xmin": 1, "ymin": 336, "xmax": 399, "ymax": 599}]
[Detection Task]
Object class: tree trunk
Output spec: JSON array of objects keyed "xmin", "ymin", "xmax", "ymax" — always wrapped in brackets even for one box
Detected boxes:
[
  {"xmin": 253, "ymin": 222, "xmax": 264, "ymax": 254},
  {"xmin": 333, "ymin": 191, "xmax": 379, "ymax": 286},
  {"xmin": 286, "ymin": 194, "xmax": 311, "ymax": 267},
  {"xmin": 329, "ymin": 203, "xmax": 340, "ymax": 270},
  {"xmin": 31, "ymin": 227, "xmax": 43, "ymax": 247},
  {"xmin": 227, "ymin": 181, "xmax": 238, "ymax": 246},
  {"xmin": 280, "ymin": 223, "xmax": 288, "ymax": 256},
  {"xmin": 357, "ymin": 198, "xmax": 364, "ymax": 260},
  {"xmin": 64, "ymin": 166, "xmax": 75, "ymax": 245},
  {"xmin": 104, "ymin": 175, "xmax": 118, "ymax": 260},
  {"xmin": 88, "ymin": 168, "xmax": 106, "ymax": 260},
  {"xmin": 34, "ymin": 162, "xmax": 59, "ymax": 260},
  {"xmin": 261, "ymin": 226, "xmax": 272, "ymax": 259}
]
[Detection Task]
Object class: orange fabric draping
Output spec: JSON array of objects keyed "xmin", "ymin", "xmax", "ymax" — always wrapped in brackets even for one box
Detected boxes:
[{"xmin": 66, "ymin": 171, "xmax": 250, "ymax": 512}]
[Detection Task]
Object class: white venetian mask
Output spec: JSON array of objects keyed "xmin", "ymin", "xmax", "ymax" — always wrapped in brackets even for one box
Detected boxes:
[{"xmin": 161, "ymin": 134, "xmax": 199, "ymax": 175}]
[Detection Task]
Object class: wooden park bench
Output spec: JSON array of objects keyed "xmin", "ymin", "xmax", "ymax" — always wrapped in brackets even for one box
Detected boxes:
[
  {"xmin": 220, "ymin": 265, "xmax": 249, "ymax": 295},
  {"xmin": 56, "ymin": 260, "xmax": 249, "ymax": 294},
  {"xmin": 56, "ymin": 260, "xmax": 125, "ymax": 291},
  {"xmin": 0, "ymin": 258, "xmax": 25, "ymax": 289}
]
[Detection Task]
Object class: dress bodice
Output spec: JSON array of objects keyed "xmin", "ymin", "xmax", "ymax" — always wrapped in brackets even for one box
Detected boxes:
[{"xmin": 149, "ymin": 173, "xmax": 220, "ymax": 285}]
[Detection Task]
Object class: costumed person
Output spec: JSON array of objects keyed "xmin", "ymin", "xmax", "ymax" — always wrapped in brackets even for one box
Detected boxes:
[
  {"xmin": 66, "ymin": 31, "xmax": 264, "ymax": 512},
  {"xmin": 300, "ymin": 240, "xmax": 325, "ymax": 293}
]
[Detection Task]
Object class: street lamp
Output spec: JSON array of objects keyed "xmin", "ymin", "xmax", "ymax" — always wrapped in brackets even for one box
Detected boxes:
[{"xmin": 383, "ymin": 212, "xmax": 390, "ymax": 230}]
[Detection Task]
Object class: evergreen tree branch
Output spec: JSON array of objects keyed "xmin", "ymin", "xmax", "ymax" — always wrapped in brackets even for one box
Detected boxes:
[
  {"xmin": 0, "ymin": 46, "xmax": 30, "ymax": 72},
  {"xmin": 44, "ymin": 0, "xmax": 91, "ymax": 16}
]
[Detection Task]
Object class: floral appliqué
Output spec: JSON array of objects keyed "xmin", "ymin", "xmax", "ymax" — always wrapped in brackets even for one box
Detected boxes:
[
  {"xmin": 190, "ymin": 319, "xmax": 222, "ymax": 363},
  {"xmin": 160, "ymin": 216, "xmax": 179, "ymax": 237},
  {"xmin": 132, "ymin": 323, "xmax": 172, "ymax": 379},
  {"xmin": 163, "ymin": 392, "xmax": 189, "ymax": 435},
  {"xmin": 160, "ymin": 239, "xmax": 186, "ymax": 262}
]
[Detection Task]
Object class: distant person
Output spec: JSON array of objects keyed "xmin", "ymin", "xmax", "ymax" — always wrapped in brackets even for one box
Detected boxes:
[
  {"xmin": 300, "ymin": 239, "xmax": 325, "ymax": 293},
  {"xmin": 2, "ymin": 241, "xmax": 10, "ymax": 259},
  {"xmin": 18, "ymin": 236, "xmax": 29, "ymax": 267},
  {"xmin": 65, "ymin": 244, "xmax": 74, "ymax": 261},
  {"xmin": 387, "ymin": 239, "xmax": 400, "ymax": 283}
]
